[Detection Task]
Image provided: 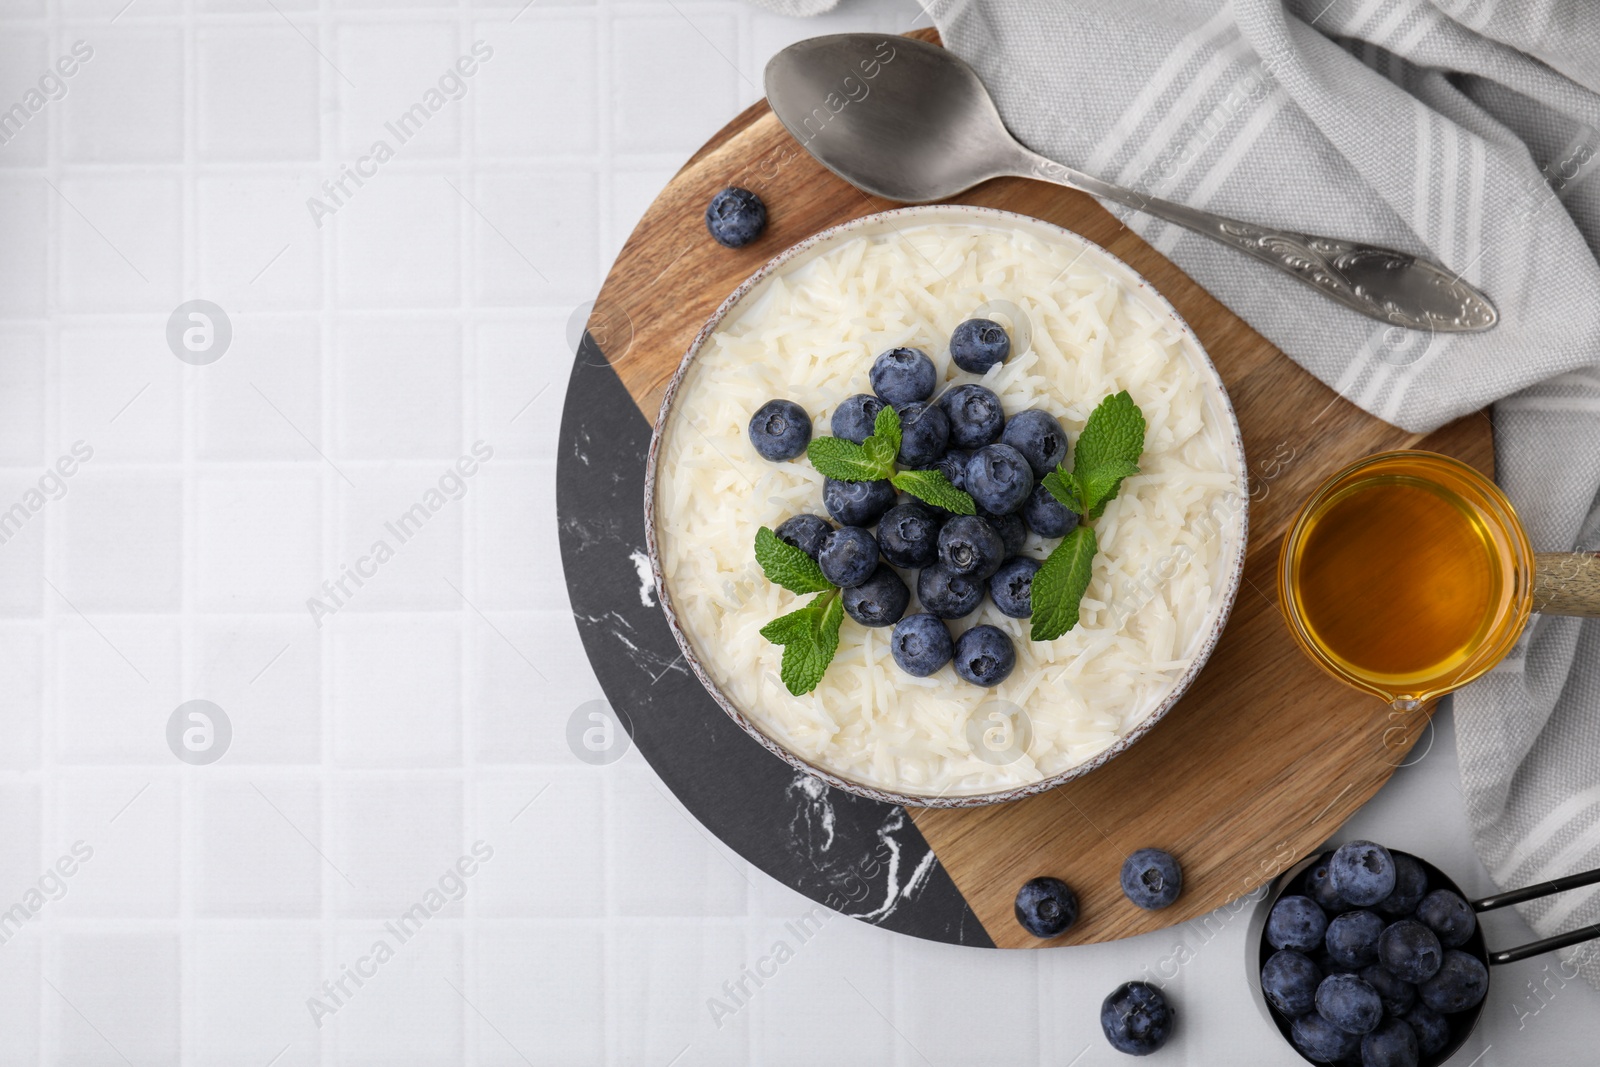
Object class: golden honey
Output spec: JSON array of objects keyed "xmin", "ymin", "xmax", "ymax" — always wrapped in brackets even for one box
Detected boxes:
[{"xmin": 1279, "ymin": 452, "xmax": 1534, "ymax": 706}]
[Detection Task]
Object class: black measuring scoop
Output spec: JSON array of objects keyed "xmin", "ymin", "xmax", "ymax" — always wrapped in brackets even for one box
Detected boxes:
[{"xmin": 1248, "ymin": 848, "xmax": 1600, "ymax": 1064}]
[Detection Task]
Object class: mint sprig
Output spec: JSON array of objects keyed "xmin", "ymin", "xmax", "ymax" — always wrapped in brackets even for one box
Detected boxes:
[
  {"xmin": 754, "ymin": 527, "xmax": 831, "ymax": 594},
  {"xmin": 1031, "ymin": 391, "xmax": 1147, "ymax": 639},
  {"xmin": 1030, "ymin": 525, "xmax": 1098, "ymax": 641},
  {"xmin": 890, "ymin": 469, "xmax": 976, "ymax": 514},
  {"xmin": 759, "ymin": 590, "xmax": 844, "ymax": 695},
  {"xmin": 1046, "ymin": 390, "xmax": 1147, "ymax": 519},
  {"xmin": 806, "ymin": 405, "xmax": 901, "ymax": 482}
]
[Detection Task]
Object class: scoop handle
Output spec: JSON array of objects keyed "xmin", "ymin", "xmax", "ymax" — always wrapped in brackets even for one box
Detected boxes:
[{"xmin": 1533, "ymin": 552, "xmax": 1600, "ymax": 617}]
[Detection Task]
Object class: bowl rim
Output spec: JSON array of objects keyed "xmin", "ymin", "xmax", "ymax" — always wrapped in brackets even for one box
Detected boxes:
[{"xmin": 642, "ymin": 203, "xmax": 1251, "ymax": 808}]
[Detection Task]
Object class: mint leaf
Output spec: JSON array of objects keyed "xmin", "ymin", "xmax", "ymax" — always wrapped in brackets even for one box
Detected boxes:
[
  {"xmin": 1042, "ymin": 469, "xmax": 1086, "ymax": 515},
  {"xmin": 759, "ymin": 590, "xmax": 844, "ymax": 695},
  {"xmin": 1029, "ymin": 525, "xmax": 1098, "ymax": 642},
  {"xmin": 862, "ymin": 404, "xmax": 901, "ymax": 470},
  {"xmin": 1072, "ymin": 391, "xmax": 1146, "ymax": 517},
  {"xmin": 754, "ymin": 527, "xmax": 832, "ymax": 594},
  {"xmin": 891, "ymin": 469, "xmax": 976, "ymax": 515},
  {"xmin": 807, "ymin": 436, "xmax": 889, "ymax": 481},
  {"xmin": 1083, "ymin": 458, "xmax": 1142, "ymax": 518}
]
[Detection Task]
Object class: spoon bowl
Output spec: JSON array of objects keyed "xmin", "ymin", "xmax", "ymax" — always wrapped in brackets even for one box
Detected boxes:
[{"xmin": 766, "ymin": 34, "xmax": 1498, "ymax": 333}]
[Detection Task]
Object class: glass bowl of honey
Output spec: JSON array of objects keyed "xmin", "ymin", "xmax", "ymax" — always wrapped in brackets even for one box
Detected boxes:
[{"xmin": 1277, "ymin": 450, "xmax": 1535, "ymax": 710}]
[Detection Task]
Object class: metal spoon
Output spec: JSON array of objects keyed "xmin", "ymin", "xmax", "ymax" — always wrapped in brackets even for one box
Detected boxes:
[{"xmin": 764, "ymin": 34, "xmax": 1497, "ymax": 333}]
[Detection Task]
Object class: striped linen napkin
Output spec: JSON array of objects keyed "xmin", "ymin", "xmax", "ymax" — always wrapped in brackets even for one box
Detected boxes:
[{"xmin": 760, "ymin": 0, "xmax": 1600, "ymax": 983}]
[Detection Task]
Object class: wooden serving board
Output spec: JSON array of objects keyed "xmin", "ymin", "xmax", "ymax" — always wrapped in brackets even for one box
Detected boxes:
[{"xmin": 564, "ymin": 29, "xmax": 1492, "ymax": 948}]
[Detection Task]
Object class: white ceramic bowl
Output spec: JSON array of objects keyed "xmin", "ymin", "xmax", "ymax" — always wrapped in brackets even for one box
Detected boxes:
[{"xmin": 644, "ymin": 204, "xmax": 1249, "ymax": 807}]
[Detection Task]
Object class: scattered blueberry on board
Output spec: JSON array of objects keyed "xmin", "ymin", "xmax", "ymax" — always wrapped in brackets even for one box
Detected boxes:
[
  {"xmin": 1260, "ymin": 844, "xmax": 1490, "ymax": 1067},
  {"xmin": 1120, "ymin": 848, "xmax": 1182, "ymax": 910},
  {"xmin": 747, "ymin": 399, "xmax": 811, "ymax": 461},
  {"xmin": 704, "ymin": 187, "xmax": 767, "ymax": 248},
  {"xmin": 1100, "ymin": 981, "xmax": 1174, "ymax": 1056},
  {"xmin": 1014, "ymin": 876, "xmax": 1079, "ymax": 938}
]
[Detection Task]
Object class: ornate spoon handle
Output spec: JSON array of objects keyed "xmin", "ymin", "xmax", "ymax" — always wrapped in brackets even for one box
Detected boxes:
[{"xmin": 1018, "ymin": 151, "xmax": 1497, "ymax": 333}]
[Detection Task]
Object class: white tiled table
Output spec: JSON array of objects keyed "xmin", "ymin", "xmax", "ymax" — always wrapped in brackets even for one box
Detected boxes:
[{"xmin": 1, "ymin": 0, "xmax": 1597, "ymax": 1062}]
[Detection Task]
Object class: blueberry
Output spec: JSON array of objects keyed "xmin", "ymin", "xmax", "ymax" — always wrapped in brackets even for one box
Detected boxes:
[
  {"xmin": 816, "ymin": 526, "xmax": 878, "ymax": 589},
  {"xmin": 1378, "ymin": 919, "xmax": 1442, "ymax": 984},
  {"xmin": 1313, "ymin": 949, "xmax": 1358, "ymax": 976},
  {"xmin": 1325, "ymin": 909, "xmax": 1386, "ymax": 969},
  {"xmin": 747, "ymin": 399, "xmax": 811, "ymax": 461},
  {"xmin": 823, "ymin": 477, "xmax": 895, "ymax": 527},
  {"xmin": 1417, "ymin": 949, "xmax": 1487, "ymax": 1013},
  {"xmin": 842, "ymin": 564, "xmax": 910, "ymax": 627},
  {"xmin": 980, "ymin": 509, "xmax": 1025, "ymax": 554},
  {"xmin": 1292, "ymin": 1012, "xmax": 1359, "ymax": 1063},
  {"xmin": 1316, "ymin": 972, "xmax": 1383, "ymax": 1035},
  {"xmin": 1022, "ymin": 483, "xmax": 1079, "ymax": 538},
  {"xmin": 877, "ymin": 503, "xmax": 942, "ymax": 568},
  {"xmin": 1014, "ymin": 876, "xmax": 1078, "ymax": 938},
  {"xmin": 896, "ymin": 401, "xmax": 950, "ymax": 466},
  {"xmin": 929, "ymin": 448, "xmax": 973, "ymax": 491},
  {"xmin": 1376, "ymin": 854, "xmax": 1429, "ymax": 916},
  {"xmin": 964, "ymin": 443, "xmax": 1034, "ymax": 515},
  {"xmin": 870, "ymin": 347, "xmax": 936, "ymax": 406},
  {"xmin": 1266, "ymin": 895, "xmax": 1328, "ymax": 952},
  {"xmin": 1306, "ymin": 855, "xmax": 1355, "ymax": 915},
  {"xmin": 937, "ymin": 515, "xmax": 1005, "ymax": 579},
  {"xmin": 1000, "ymin": 409, "xmax": 1068, "ymax": 477},
  {"xmin": 1414, "ymin": 889, "xmax": 1476, "ymax": 948},
  {"xmin": 1400, "ymin": 1004, "xmax": 1450, "ymax": 1057},
  {"xmin": 831, "ymin": 393, "xmax": 886, "ymax": 444},
  {"xmin": 704, "ymin": 187, "xmax": 767, "ymax": 248},
  {"xmin": 1261, "ymin": 949, "xmax": 1321, "ymax": 1017},
  {"xmin": 1329, "ymin": 841, "xmax": 1397, "ymax": 907},
  {"xmin": 1358, "ymin": 963, "xmax": 1416, "ymax": 1017},
  {"xmin": 988, "ymin": 556, "xmax": 1040, "ymax": 619},
  {"xmin": 1361, "ymin": 1017, "xmax": 1419, "ymax": 1067},
  {"xmin": 953, "ymin": 624, "xmax": 1015, "ymax": 687},
  {"xmin": 938, "ymin": 383, "xmax": 1005, "ymax": 449},
  {"xmin": 949, "ymin": 318, "xmax": 1011, "ymax": 373},
  {"xmin": 1120, "ymin": 848, "xmax": 1182, "ymax": 909},
  {"xmin": 1099, "ymin": 981, "xmax": 1173, "ymax": 1057},
  {"xmin": 890, "ymin": 613, "xmax": 953, "ymax": 677},
  {"xmin": 916, "ymin": 565, "xmax": 984, "ymax": 619},
  {"xmin": 774, "ymin": 514, "xmax": 832, "ymax": 559}
]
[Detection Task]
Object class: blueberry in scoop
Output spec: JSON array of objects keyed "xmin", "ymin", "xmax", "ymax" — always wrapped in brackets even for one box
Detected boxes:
[
  {"xmin": 1329, "ymin": 840, "xmax": 1396, "ymax": 907},
  {"xmin": 1266, "ymin": 895, "xmax": 1327, "ymax": 953},
  {"xmin": 1261, "ymin": 949, "xmax": 1321, "ymax": 1017}
]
